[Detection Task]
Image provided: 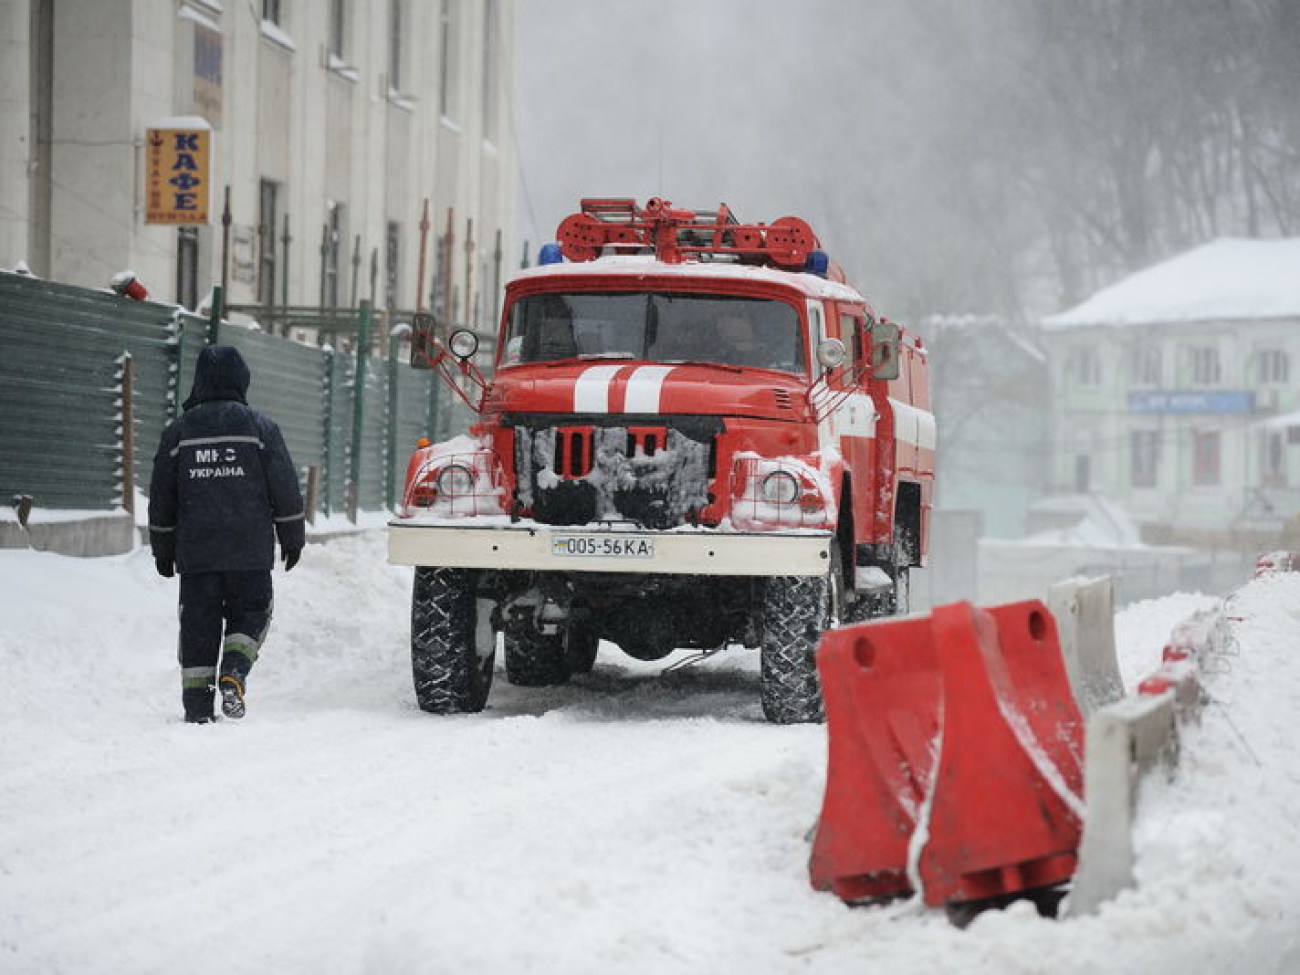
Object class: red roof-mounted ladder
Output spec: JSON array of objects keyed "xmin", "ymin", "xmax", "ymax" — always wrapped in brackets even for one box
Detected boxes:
[{"xmin": 555, "ymin": 197, "xmax": 821, "ymax": 268}]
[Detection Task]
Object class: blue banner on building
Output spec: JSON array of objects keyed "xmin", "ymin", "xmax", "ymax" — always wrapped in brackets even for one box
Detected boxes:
[{"xmin": 1129, "ymin": 390, "xmax": 1256, "ymax": 414}]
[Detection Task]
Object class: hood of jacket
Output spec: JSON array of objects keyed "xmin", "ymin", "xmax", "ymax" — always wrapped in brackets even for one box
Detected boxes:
[{"xmin": 184, "ymin": 346, "xmax": 250, "ymax": 410}]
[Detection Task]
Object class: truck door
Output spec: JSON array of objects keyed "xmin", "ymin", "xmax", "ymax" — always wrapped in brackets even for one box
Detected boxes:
[{"xmin": 827, "ymin": 308, "xmax": 879, "ymax": 548}]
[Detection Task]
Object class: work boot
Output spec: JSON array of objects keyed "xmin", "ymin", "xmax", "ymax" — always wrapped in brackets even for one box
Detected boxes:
[
  {"xmin": 219, "ymin": 674, "xmax": 246, "ymax": 719},
  {"xmin": 183, "ymin": 686, "xmax": 215, "ymax": 724}
]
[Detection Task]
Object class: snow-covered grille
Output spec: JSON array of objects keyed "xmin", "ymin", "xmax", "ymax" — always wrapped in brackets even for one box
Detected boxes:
[{"xmin": 513, "ymin": 420, "xmax": 715, "ymax": 528}]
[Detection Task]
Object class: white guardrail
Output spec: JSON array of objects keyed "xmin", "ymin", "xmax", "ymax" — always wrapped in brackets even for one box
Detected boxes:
[{"xmin": 1051, "ymin": 573, "xmax": 1234, "ymax": 917}]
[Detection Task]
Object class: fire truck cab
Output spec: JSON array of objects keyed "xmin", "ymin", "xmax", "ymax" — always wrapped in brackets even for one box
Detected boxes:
[{"xmin": 388, "ymin": 198, "xmax": 935, "ymax": 723}]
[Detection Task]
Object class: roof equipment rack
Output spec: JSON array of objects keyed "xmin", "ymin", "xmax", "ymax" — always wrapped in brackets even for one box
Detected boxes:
[{"xmin": 555, "ymin": 197, "xmax": 821, "ymax": 268}]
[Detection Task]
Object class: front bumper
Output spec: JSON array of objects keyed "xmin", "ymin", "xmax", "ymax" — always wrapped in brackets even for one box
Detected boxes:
[{"xmin": 387, "ymin": 520, "xmax": 833, "ymax": 577}]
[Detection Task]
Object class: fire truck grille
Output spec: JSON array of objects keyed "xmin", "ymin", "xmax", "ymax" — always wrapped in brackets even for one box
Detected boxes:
[{"xmin": 513, "ymin": 421, "xmax": 715, "ymax": 529}]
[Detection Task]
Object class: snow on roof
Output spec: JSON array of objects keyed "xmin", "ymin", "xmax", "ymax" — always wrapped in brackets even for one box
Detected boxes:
[
  {"xmin": 511, "ymin": 254, "xmax": 866, "ymax": 303},
  {"xmin": 1043, "ymin": 237, "xmax": 1300, "ymax": 329}
]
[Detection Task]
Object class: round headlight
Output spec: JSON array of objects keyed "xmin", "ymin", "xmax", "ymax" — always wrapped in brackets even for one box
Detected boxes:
[
  {"xmin": 816, "ymin": 338, "xmax": 847, "ymax": 369},
  {"xmin": 448, "ymin": 329, "xmax": 479, "ymax": 360},
  {"xmin": 759, "ymin": 471, "xmax": 800, "ymax": 505},
  {"xmin": 436, "ymin": 463, "xmax": 476, "ymax": 497}
]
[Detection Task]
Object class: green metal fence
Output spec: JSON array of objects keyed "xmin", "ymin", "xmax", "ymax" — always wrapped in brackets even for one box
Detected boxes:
[{"xmin": 0, "ymin": 271, "xmax": 456, "ymax": 519}]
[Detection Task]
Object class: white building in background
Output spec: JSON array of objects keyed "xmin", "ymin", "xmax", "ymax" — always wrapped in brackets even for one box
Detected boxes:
[
  {"xmin": 1041, "ymin": 238, "xmax": 1300, "ymax": 547},
  {"xmin": 1, "ymin": 0, "xmax": 517, "ymax": 327}
]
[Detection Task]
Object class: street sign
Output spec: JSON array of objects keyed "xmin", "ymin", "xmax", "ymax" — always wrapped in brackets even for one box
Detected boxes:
[
  {"xmin": 145, "ymin": 125, "xmax": 211, "ymax": 224},
  {"xmin": 1129, "ymin": 390, "xmax": 1255, "ymax": 414}
]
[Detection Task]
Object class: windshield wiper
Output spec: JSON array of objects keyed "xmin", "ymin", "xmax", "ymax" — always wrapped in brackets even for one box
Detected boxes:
[{"xmin": 675, "ymin": 359, "xmax": 745, "ymax": 374}]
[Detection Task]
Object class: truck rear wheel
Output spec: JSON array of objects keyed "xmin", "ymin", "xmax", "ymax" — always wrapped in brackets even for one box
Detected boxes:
[
  {"xmin": 760, "ymin": 574, "xmax": 832, "ymax": 724},
  {"xmin": 411, "ymin": 567, "xmax": 495, "ymax": 713}
]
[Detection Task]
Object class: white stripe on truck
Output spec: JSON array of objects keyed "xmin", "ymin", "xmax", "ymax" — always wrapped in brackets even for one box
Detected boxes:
[
  {"xmin": 623, "ymin": 365, "xmax": 674, "ymax": 413},
  {"xmin": 573, "ymin": 365, "xmax": 624, "ymax": 413}
]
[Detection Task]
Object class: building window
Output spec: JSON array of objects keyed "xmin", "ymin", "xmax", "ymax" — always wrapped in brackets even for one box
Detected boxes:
[
  {"xmin": 1074, "ymin": 454, "xmax": 1090, "ymax": 492},
  {"xmin": 1192, "ymin": 429, "xmax": 1221, "ymax": 486},
  {"xmin": 1131, "ymin": 346, "xmax": 1161, "ymax": 386},
  {"xmin": 322, "ymin": 202, "xmax": 345, "ymax": 308},
  {"xmin": 1070, "ymin": 348, "xmax": 1101, "ymax": 387},
  {"xmin": 329, "ymin": 0, "xmax": 348, "ymax": 60},
  {"xmin": 1263, "ymin": 430, "xmax": 1287, "ymax": 487},
  {"xmin": 262, "ymin": 0, "xmax": 281, "ymax": 25},
  {"xmin": 481, "ymin": 0, "xmax": 500, "ymax": 139},
  {"xmin": 1189, "ymin": 346, "xmax": 1222, "ymax": 386},
  {"xmin": 439, "ymin": 0, "xmax": 457, "ymax": 117},
  {"xmin": 1256, "ymin": 349, "xmax": 1289, "ymax": 384},
  {"xmin": 385, "ymin": 220, "xmax": 401, "ymax": 311},
  {"xmin": 257, "ymin": 179, "xmax": 279, "ymax": 308},
  {"xmin": 1130, "ymin": 430, "xmax": 1159, "ymax": 488},
  {"xmin": 388, "ymin": 0, "xmax": 405, "ymax": 92}
]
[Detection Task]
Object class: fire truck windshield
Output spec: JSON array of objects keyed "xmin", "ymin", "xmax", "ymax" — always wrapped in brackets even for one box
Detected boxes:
[{"xmin": 502, "ymin": 292, "xmax": 805, "ymax": 373}]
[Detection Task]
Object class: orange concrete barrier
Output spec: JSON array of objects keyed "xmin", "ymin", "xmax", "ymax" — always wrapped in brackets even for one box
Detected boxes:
[{"xmin": 811, "ymin": 600, "xmax": 1085, "ymax": 908}]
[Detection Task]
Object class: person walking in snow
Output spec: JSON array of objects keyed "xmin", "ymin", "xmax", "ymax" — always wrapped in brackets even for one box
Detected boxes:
[{"xmin": 148, "ymin": 346, "xmax": 305, "ymax": 724}]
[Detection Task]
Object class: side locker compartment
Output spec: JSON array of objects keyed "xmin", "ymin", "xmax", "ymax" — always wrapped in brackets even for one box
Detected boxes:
[{"xmin": 910, "ymin": 342, "xmax": 936, "ymax": 565}]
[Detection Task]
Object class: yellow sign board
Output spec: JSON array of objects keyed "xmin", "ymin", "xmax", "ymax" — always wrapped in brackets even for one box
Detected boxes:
[{"xmin": 145, "ymin": 127, "xmax": 211, "ymax": 224}]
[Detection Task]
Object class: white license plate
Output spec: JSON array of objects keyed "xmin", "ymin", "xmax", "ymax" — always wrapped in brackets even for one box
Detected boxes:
[{"xmin": 551, "ymin": 534, "xmax": 655, "ymax": 559}]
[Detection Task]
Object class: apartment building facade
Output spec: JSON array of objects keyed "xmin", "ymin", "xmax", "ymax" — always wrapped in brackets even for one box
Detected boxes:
[
  {"xmin": 1041, "ymin": 238, "xmax": 1300, "ymax": 546},
  {"xmin": 1, "ymin": 0, "xmax": 517, "ymax": 329}
]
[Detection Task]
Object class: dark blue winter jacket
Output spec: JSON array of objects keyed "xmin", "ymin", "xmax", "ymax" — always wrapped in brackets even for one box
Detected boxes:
[{"xmin": 148, "ymin": 346, "xmax": 305, "ymax": 573}]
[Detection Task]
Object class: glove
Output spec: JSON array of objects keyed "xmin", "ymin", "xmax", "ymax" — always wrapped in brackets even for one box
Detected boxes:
[
  {"xmin": 283, "ymin": 546, "xmax": 301, "ymax": 572},
  {"xmin": 155, "ymin": 557, "xmax": 175, "ymax": 578}
]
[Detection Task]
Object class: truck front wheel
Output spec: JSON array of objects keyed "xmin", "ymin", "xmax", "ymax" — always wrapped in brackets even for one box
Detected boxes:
[
  {"xmin": 760, "ymin": 574, "xmax": 832, "ymax": 723},
  {"xmin": 411, "ymin": 567, "xmax": 495, "ymax": 713}
]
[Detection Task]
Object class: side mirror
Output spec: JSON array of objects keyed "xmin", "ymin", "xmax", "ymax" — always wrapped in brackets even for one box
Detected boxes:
[
  {"xmin": 817, "ymin": 338, "xmax": 848, "ymax": 370},
  {"xmin": 410, "ymin": 312, "xmax": 438, "ymax": 369},
  {"xmin": 869, "ymin": 318, "xmax": 901, "ymax": 380}
]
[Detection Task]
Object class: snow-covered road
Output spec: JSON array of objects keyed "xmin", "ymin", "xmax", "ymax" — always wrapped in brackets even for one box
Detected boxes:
[{"xmin": 2, "ymin": 531, "xmax": 1297, "ymax": 974}]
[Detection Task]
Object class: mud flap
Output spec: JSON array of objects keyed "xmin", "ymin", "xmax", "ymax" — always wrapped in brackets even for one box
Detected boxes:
[{"xmin": 810, "ymin": 599, "xmax": 1085, "ymax": 909}]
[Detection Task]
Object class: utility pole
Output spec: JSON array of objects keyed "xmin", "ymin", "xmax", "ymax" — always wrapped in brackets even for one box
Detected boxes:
[
  {"xmin": 463, "ymin": 217, "xmax": 474, "ymax": 328},
  {"xmin": 318, "ymin": 222, "xmax": 329, "ymax": 309},
  {"xmin": 219, "ymin": 185, "xmax": 231, "ymax": 320},
  {"xmin": 350, "ymin": 233, "xmax": 361, "ymax": 308}
]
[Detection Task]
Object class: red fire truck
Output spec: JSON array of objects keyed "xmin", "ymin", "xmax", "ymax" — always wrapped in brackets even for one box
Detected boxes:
[{"xmin": 388, "ymin": 198, "xmax": 935, "ymax": 723}]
